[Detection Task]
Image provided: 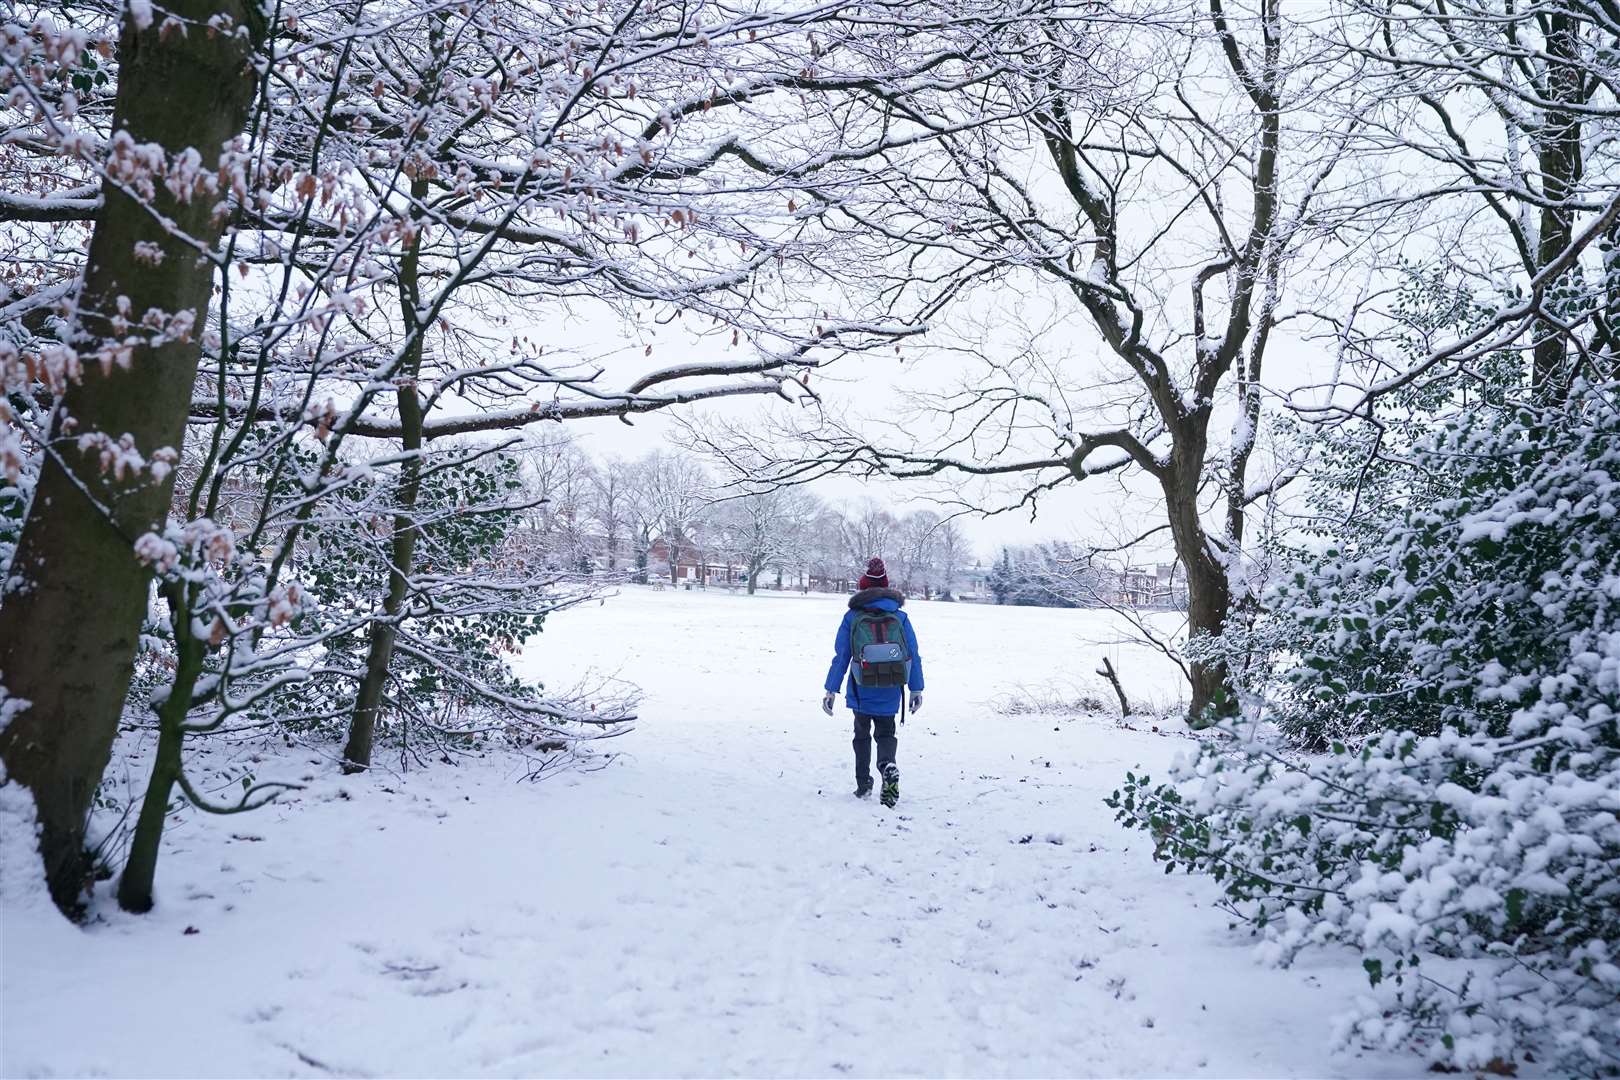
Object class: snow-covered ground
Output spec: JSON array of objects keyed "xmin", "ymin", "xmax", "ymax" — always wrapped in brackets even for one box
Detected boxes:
[{"xmin": 2, "ymin": 589, "xmax": 1422, "ymax": 1078}]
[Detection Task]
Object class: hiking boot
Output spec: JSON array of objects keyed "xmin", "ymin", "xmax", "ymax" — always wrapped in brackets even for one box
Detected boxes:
[
  {"xmin": 855, "ymin": 779, "xmax": 873, "ymax": 799},
  {"xmin": 880, "ymin": 763, "xmax": 900, "ymax": 808}
]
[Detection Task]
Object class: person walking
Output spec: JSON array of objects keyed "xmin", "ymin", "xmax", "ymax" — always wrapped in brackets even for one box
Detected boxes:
[{"xmin": 821, "ymin": 558, "xmax": 924, "ymax": 807}]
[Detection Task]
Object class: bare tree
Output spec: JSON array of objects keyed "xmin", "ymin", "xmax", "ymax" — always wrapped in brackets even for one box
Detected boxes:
[
  {"xmin": 1287, "ymin": 0, "xmax": 1620, "ymax": 417},
  {"xmin": 838, "ymin": 499, "xmax": 896, "ymax": 571},
  {"xmin": 701, "ymin": 3, "xmax": 1359, "ymax": 723},
  {"xmin": 513, "ymin": 434, "xmax": 598, "ymax": 573},
  {"xmin": 893, "ymin": 510, "xmax": 941, "ymax": 596},
  {"xmin": 621, "ymin": 455, "xmax": 661, "ymax": 583},
  {"xmin": 590, "ymin": 458, "xmax": 635, "ymax": 571},
  {"xmin": 803, "ymin": 506, "xmax": 851, "ymax": 591},
  {"xmin": 713, "ymin": 487, "xmax": 820, "ymax": 594},
  {"xmin": 273, "ymin": 0, "xmax": 931, "ymax": 772},
  {"xmin": 0, "ymin": 1, "xmax": 268, "ymax": 915},
  {"xmin": 934, "ymin": 517, "xmax": 969, "ymax": 599},
  {"xmin": 639, "ymin": 450, "xmax": 712, "ymax": 583}
]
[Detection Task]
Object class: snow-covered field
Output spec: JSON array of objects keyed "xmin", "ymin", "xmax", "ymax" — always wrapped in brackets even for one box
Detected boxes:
[{"xmin": 3, "ymin": 589, "xmax": 1421, "ymax": 1078}]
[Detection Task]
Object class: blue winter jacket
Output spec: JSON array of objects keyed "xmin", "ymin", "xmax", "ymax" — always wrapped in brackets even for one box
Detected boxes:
[{"xmin": 824, "ymin": 592, "xmax": 924, "ymax": 717}]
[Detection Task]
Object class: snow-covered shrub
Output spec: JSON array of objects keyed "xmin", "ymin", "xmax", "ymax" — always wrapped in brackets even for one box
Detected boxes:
[
  {"xmin": 127, "ymin": 440, "xmax": 617, "ymax": 760},
  {"xmin": 1257, "ymin": 270, "xmax": 1525, "ymax": 749},
  {"xmin": 231, "ymin": 446, "xmax": 590, "ymax": 747},
  {"xmin": 990, "ymin": 679, "xmax": 1114, "ymax": 717},
  {"xmin": 1112, "ymin": 382, "xmax": 1620, "ymax": 1073}
]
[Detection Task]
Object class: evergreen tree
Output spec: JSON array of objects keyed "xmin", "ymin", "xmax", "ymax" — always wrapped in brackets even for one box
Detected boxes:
[{"xmin": 986, "ymin": 548, "xmax": 1014, "ymax": 605}]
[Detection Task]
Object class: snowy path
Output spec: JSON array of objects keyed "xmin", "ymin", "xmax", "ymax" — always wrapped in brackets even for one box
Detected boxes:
[{"xmin": 2, "ymin": 590, "xmax": 1417, "ymax": 1077}]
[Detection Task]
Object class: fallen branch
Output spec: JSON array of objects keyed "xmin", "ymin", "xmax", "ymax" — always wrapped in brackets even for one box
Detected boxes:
[{"xmin": 1096, "ymin": 656, "xmax": 1130, "ymax": 717}]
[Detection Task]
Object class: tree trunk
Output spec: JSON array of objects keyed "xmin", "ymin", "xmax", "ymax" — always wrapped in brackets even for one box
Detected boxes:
[
  {"xmin": 343, "ymin": 457, "xmax": 420, "ymax": 772},
  {"xmin": 117, "ymin": 609, "xmax": 204, "ymax": 913},
  {"xmin": 344, "ymin": 179, "xmax": 429, "ymax": 773},
  {"xmin": 1533, "ymin": 12, "xmax": 1584, "ymax": 404},
  {"xmin": 1098, "ymin": 656, "xmax": 1130, "ymax": 717},
  {"xmin": 1182, "ymin": 554, "xmax": 1235, "ymax": 726},
  {"xmin": 0, "ymin": 3, "xmax": 263, "ymax": 917},
  {"xmin": 1162, "ymin": 454, "xmax": 1237, "ymax": 728}
]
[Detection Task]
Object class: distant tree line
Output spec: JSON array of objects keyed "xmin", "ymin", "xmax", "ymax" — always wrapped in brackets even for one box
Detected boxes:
[
  {"xmin": 983, "ymin": 543, "xmax": 1186, "ymax": 611},
  {"xmin": 508, "ymin": 436, "xmax": 973, "ymax": 599}
]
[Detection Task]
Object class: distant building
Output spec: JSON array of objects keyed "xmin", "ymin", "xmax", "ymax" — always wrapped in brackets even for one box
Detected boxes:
[
  {"xmin": 645, "ymin": 538, "xmax": 749, "ymax": 585},
  {"xmin": 1115, "ymin": 562, "xmax": 1185, "ymax": 609},
  {"xmin": 954, "ymin": 562, "xmax": 990, "ymax": 602}
]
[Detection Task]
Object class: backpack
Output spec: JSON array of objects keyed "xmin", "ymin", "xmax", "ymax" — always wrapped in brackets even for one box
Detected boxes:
[{"xmin": 849, "ymin": 609, "xmax": 911, "ymax": 688}]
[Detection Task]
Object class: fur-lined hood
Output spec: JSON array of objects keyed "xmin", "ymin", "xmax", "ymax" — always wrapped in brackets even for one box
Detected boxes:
[{"xmin": 848, "ymin": 586, "xmax": 905, "ymax": 610}]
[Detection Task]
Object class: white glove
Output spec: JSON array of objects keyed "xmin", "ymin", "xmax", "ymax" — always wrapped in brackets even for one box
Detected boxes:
[
  {"xmin": 821, "ymin": 691, "xmax": 836, "ymax": 716},
  {"xmin": 909, "ymin": 692, "xmax": 923, "ymax": 714}
]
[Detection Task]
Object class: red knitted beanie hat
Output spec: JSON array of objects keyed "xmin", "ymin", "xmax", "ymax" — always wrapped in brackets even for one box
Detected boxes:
[{"xmin": 858, "ymin": 557, "xmax": 888, "ymax": 590}]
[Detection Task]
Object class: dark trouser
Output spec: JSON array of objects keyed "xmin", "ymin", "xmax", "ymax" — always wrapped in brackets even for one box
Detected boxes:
[{"xmin": 852, "ymin": 713, "xmax": 897, "ymax": 785}]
